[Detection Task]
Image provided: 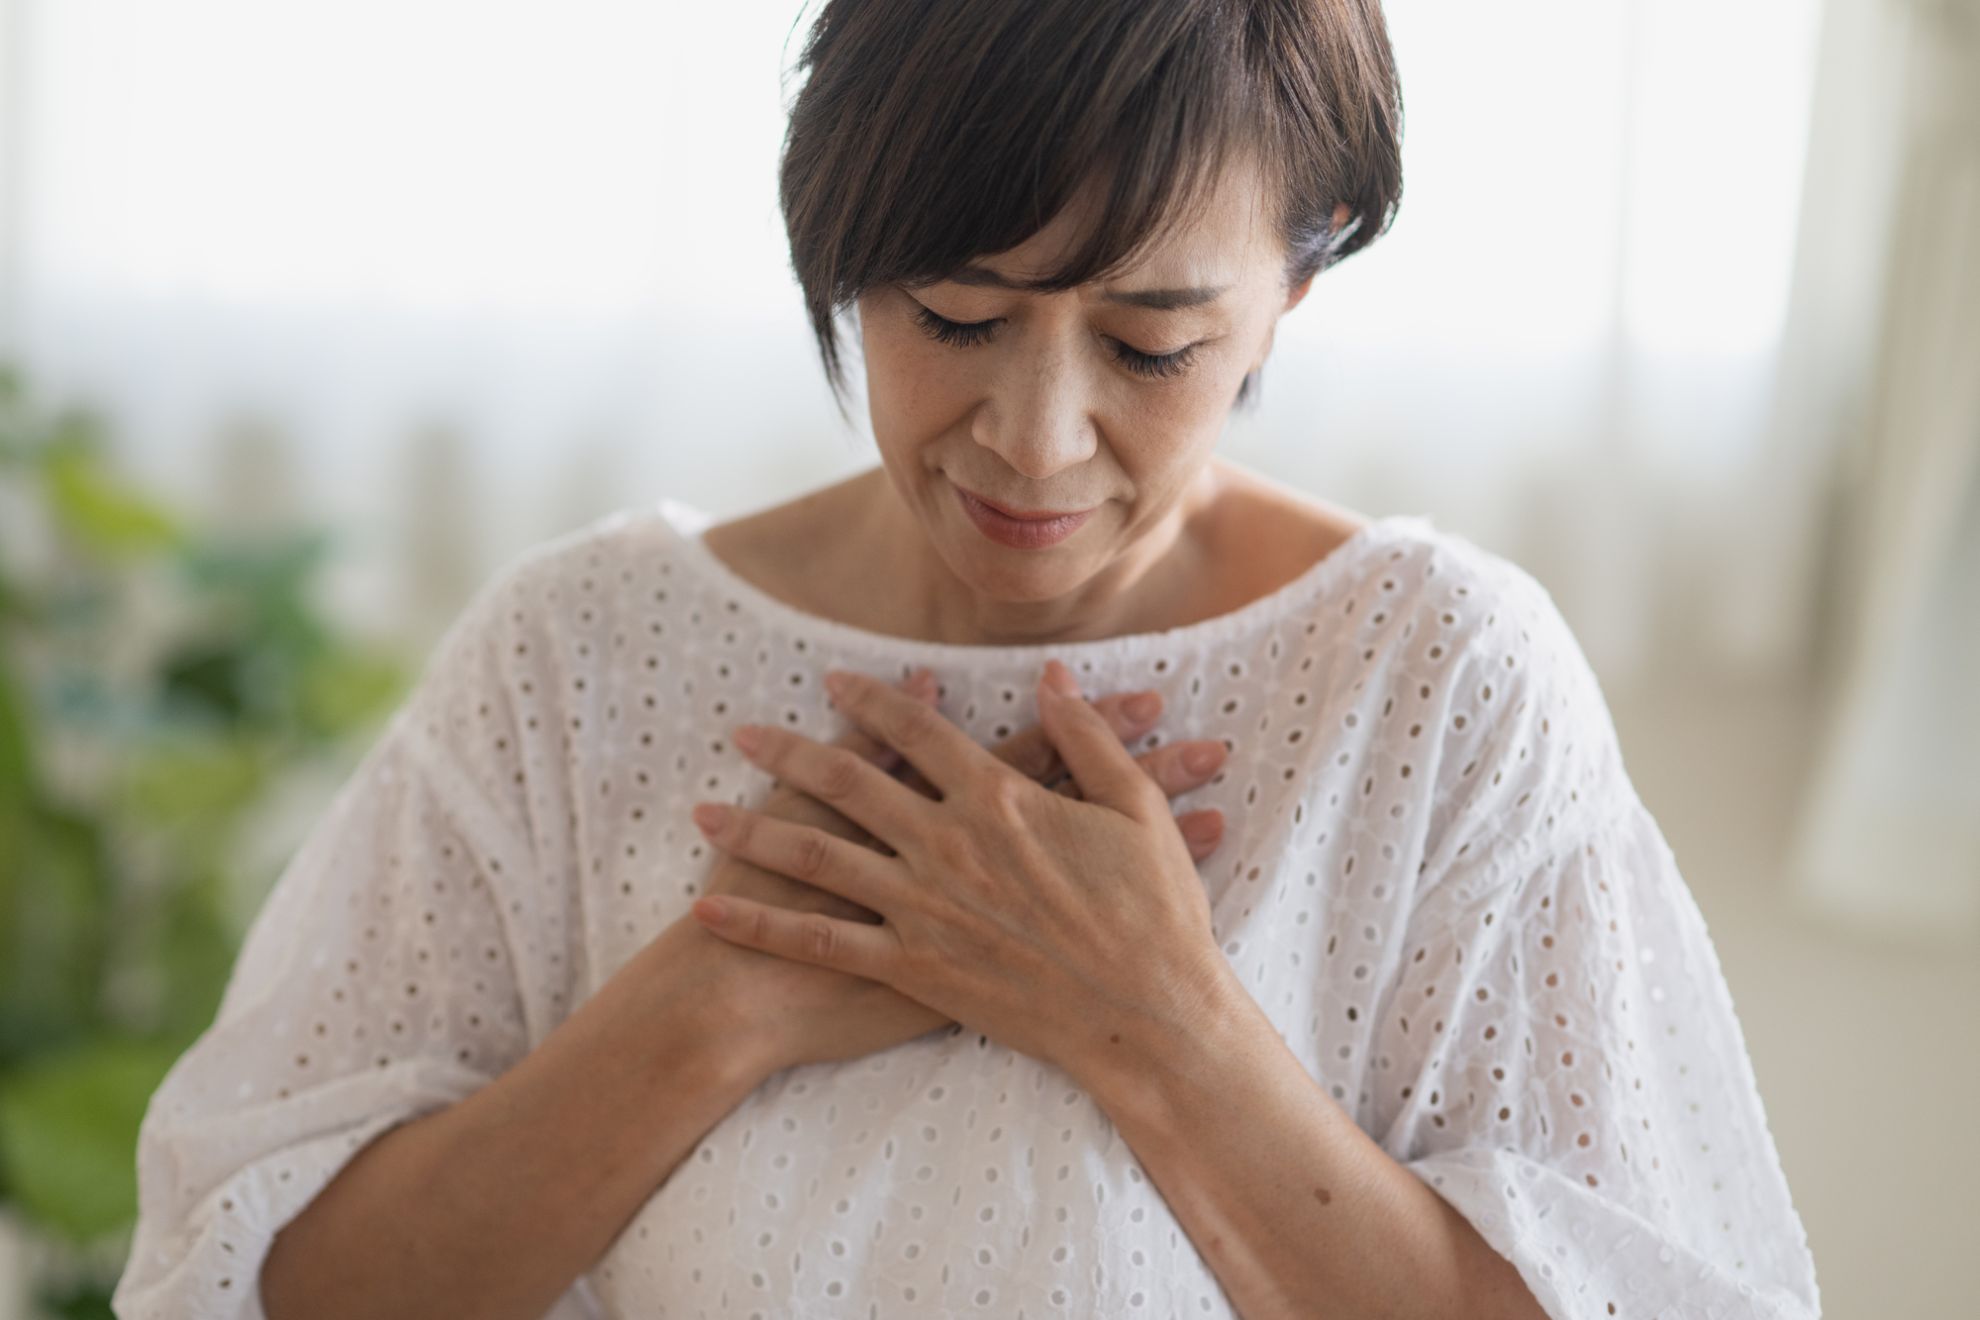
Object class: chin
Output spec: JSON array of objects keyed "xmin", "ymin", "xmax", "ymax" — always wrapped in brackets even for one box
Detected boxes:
[{"xmin": 955, "ymin": 538, "xmax": 1096, "ymax": 603}]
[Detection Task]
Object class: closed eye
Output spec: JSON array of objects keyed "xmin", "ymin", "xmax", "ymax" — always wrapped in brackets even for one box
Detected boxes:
[
  {"xmin": 909, "ymin": 302, "xmax": 1201, "ymax": 381},
  {"xmin": 911, "ymin": 304, "xmax": 999, "ymax": 348},
  {"xmin": 1105, "ymin": 337, "xmax": 1198, "ymax": 381}
]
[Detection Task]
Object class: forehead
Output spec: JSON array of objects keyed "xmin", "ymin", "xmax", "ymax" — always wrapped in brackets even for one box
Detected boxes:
[{"xmin": 974, "ymin": 154, "xmax": 1278, "ymax": 289}]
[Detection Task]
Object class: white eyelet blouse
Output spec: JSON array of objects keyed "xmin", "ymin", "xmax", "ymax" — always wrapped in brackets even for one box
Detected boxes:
[{"xmin": 113, "ymin": 494, "xmax": 1821, "ymax": 1319}]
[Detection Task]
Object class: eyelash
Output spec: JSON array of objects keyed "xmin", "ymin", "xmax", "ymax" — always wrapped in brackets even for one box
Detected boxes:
[{"xmin": 909, "ymin": 304, "xmax": 1199, "ymax": 381}]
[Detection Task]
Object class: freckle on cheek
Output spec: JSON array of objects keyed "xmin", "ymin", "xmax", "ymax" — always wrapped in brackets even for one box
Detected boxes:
[{"xmin": 1313, "ymin": 1187, "xmax": 1333, "ymax": 1205}]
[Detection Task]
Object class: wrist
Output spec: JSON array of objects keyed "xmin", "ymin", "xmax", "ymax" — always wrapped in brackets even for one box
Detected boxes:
[
  {"xmin": 1070, "ymin": 951, "xmax": 1255, "ymax": 1128},
  {"xmin": 626, "ymin": 916, "xmax": 785, "ymax": 1095}
]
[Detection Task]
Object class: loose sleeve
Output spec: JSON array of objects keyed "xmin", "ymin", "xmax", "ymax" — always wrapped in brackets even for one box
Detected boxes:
[
  {"xmin": 1367, "ymin": 567, "xmax": 1820, "ymax": 1319},
  {"xmin": 111, "ymin": 568, "xmax": 601, "ymax": 1319}
]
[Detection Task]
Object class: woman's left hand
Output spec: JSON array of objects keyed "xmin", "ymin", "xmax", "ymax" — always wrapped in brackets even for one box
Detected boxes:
[{"xmin": 687, "ymin": 658, "xmax": 1234, "ymax": 1078}]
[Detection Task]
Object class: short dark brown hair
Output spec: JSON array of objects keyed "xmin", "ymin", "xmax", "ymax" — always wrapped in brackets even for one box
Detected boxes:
[{"xmin": 779, "ymin": 0, "xmax": 1405, "ymax": 413}]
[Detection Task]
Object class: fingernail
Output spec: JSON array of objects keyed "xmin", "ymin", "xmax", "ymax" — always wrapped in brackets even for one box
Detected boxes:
[
  {"xmin": 1122, "ymin": 691, "xmax": 1161, "ymax": 723},
  {"xmin": 1184, "ymin": 743, "xmax": 1224, "ymax": 775},
  {"xmin": 908, "ymin": 668, "xmax": 937, "ymax": 698},
  {"xmin": 823, "ymin": 671, "xmax": 852, "ymax": 701},
  {"xmin": 733, "ymin": 726, "xmax": 764, "ymax": 755},
  {"xmin": 692, "ymin": 803, "xmax": 729, "ymax": 832},
  {"xmin": 694, "ymin": 896, "xmax": 729, "ymax": 923},
  {"xmin": 1184, "ymin": 813, "xmax": 1222, "ymax": 839},
  {"xmin": 1045, "ymin": 661, "xmax": 1081, "ymax": 699}
]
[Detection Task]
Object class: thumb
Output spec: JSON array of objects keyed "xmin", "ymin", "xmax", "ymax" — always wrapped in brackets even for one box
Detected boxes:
[{"xmin": 1035, "ymin": 660, "xmax": 1158, "ymax": 819}]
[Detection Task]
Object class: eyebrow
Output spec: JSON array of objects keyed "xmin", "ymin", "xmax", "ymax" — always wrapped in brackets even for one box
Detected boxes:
[{"xmin": 943, "ymin": 264, "xmax": 1232, "ymax": 310}]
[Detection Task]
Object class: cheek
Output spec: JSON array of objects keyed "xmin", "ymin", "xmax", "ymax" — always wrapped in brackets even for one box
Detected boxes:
[
  {"xmin": 1123, "ymin": 366, "xmax": 1243, "ymax": 446},
  {"xmin": 861, "ymin": 317, "xmax": 965, "ymax": 434}
]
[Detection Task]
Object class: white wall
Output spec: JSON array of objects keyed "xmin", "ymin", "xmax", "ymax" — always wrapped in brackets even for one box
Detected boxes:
[{"xmin": 0, "ymin": 0, "xmax": 1836, "ymax": 686}]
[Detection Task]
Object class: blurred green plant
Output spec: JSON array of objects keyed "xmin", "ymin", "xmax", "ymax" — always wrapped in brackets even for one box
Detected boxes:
[{"xmin": 0, "ymin": 361, "xmax": 412, "ymax": 1316}]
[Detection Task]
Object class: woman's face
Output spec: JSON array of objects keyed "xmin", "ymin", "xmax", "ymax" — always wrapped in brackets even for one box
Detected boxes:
[{"xmin": 855, "ymin": 157, "xmax": 1329, "ymax": 608}]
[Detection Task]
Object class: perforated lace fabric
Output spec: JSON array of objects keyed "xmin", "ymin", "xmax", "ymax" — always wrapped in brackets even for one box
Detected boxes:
[{"xmin": 113, "ymin": 494, "xmax": 1820, "ymax": 1319}]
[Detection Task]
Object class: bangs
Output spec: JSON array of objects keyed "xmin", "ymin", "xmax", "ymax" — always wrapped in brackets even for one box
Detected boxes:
[
  {"xmin": 780, "ymin": 0, "xmax": 1402, "ymax": 407},
  {"xmin": 859, "ymin": 5, "xmax": 1262, "ymax": 294}
]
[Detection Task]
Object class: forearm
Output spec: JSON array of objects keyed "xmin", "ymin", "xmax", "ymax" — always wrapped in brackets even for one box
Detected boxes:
[
  {"xmin": 1074, "ymin": 962, "xmax": 1546, "ymax": 1320},
  {"xmin": 260, "ymin": 919, "xmax": 765, "ymax": 1320}
]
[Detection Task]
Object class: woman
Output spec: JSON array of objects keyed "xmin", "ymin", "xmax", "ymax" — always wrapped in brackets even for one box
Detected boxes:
[{"xmin": 115, "ymin": 2, "xmax": 1821, "ymax": 1318}]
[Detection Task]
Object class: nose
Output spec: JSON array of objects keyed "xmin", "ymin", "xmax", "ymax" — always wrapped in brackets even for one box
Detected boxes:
[{"xmin": 969, "ymin": 340, "xmax": 1098, "ymax": 481}]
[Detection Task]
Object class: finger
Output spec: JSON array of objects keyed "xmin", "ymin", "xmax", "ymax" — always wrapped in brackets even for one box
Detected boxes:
[
  {"xmin": 1133, "ymin": 739, "xmax": 1229, "ymax": 796},
  {"xmin": 991, "ymin": 689, "xmax": 1164, "ymax": 782},
  {"xmin": 691, "ymin": 892, "xmax": 900, "ymax": 983},
  {"xmin": 1045, "ymin": 784, "xmax": 1220, "ymax": 861},
  {"xmin": 733, "ymin": 718, "xmax": 937, "ymax": 849},
  {"xmin": 1035, "ymin": 661, "xmax": 1164, "ymax": 820},
  {"xmin": 1178, "ymin": 808, "xmax": 1225, "ymax": 862},
  {"xmin": 822, "ymin": 668, "xmax": 999, "ymax": 798},
  {"xmin": 1051, "ymin": 734, "xmax": 1227, "ymax": 800},
  {"xmin": 778, "ymin": 670, "xmax": 933, "ymax": 856},
  {"xmin": 834, "ymin": 669, "xmax": 940, "ymax": 773},
  {"xmin": 898, "ymin": 687, "xmax": 1161, "ymax": 800},
  {"xmin": 691, "ymin": 801, "xmax": 906, "ymax": 915}
]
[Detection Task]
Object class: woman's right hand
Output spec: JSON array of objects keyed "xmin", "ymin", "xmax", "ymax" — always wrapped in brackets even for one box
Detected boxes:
[{"xmin": 671, "ymin": 668, "xmax": 1230, "ymax": 1082}]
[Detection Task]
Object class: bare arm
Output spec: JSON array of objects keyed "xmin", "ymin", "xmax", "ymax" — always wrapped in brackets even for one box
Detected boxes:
[
  {"xmin": 259, "ymin": 917, "xmax": 772, "ymax": 1320},
  {"xmin": 1075, "ymin": 959, "xmax": 1547, "ymax": 1320}
]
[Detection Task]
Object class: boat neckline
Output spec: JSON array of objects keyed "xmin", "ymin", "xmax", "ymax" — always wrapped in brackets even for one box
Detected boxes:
[{"xmin": 650, "ymin": 495, "xmax": 1436, "ymax": 665}]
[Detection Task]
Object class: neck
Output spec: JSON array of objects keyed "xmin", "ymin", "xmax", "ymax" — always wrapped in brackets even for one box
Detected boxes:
[{"xmin": 860, "ymin": 461, "xmax": 1226, "ymax": 647}]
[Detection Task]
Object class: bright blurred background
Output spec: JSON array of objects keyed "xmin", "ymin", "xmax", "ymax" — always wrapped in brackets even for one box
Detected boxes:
[{"xmin": 0, "ymin": 1, "xmax": 1974, "ymax": 1316}]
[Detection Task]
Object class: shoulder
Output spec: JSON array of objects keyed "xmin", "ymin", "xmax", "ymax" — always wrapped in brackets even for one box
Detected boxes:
[
  {"xmin": 477, "ymin": 504, "xmax": 681, "ymax": 615},
  {"xmin": 400, "ymin": 503, "xmax": 689, "ymax": 752},
  {"xmin": 378, "ymin": 503, "xmax": 698, "ymax": 884},
  {"xmin": 1328, "ymin": 520, "xmax": 1632, "ymax": 893},
  {"xmin": 440, "ymin": 503, "xmax": 693, "ymax": 656}
]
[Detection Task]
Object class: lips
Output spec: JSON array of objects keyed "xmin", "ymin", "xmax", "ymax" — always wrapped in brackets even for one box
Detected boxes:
[
  {"xmin": 953, "ymin": 485, "xmax": 1095, "ymax": 521},
  {"xmin": 952, "ymin": 482, "xmax": 1096, "ymax": 549}
]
